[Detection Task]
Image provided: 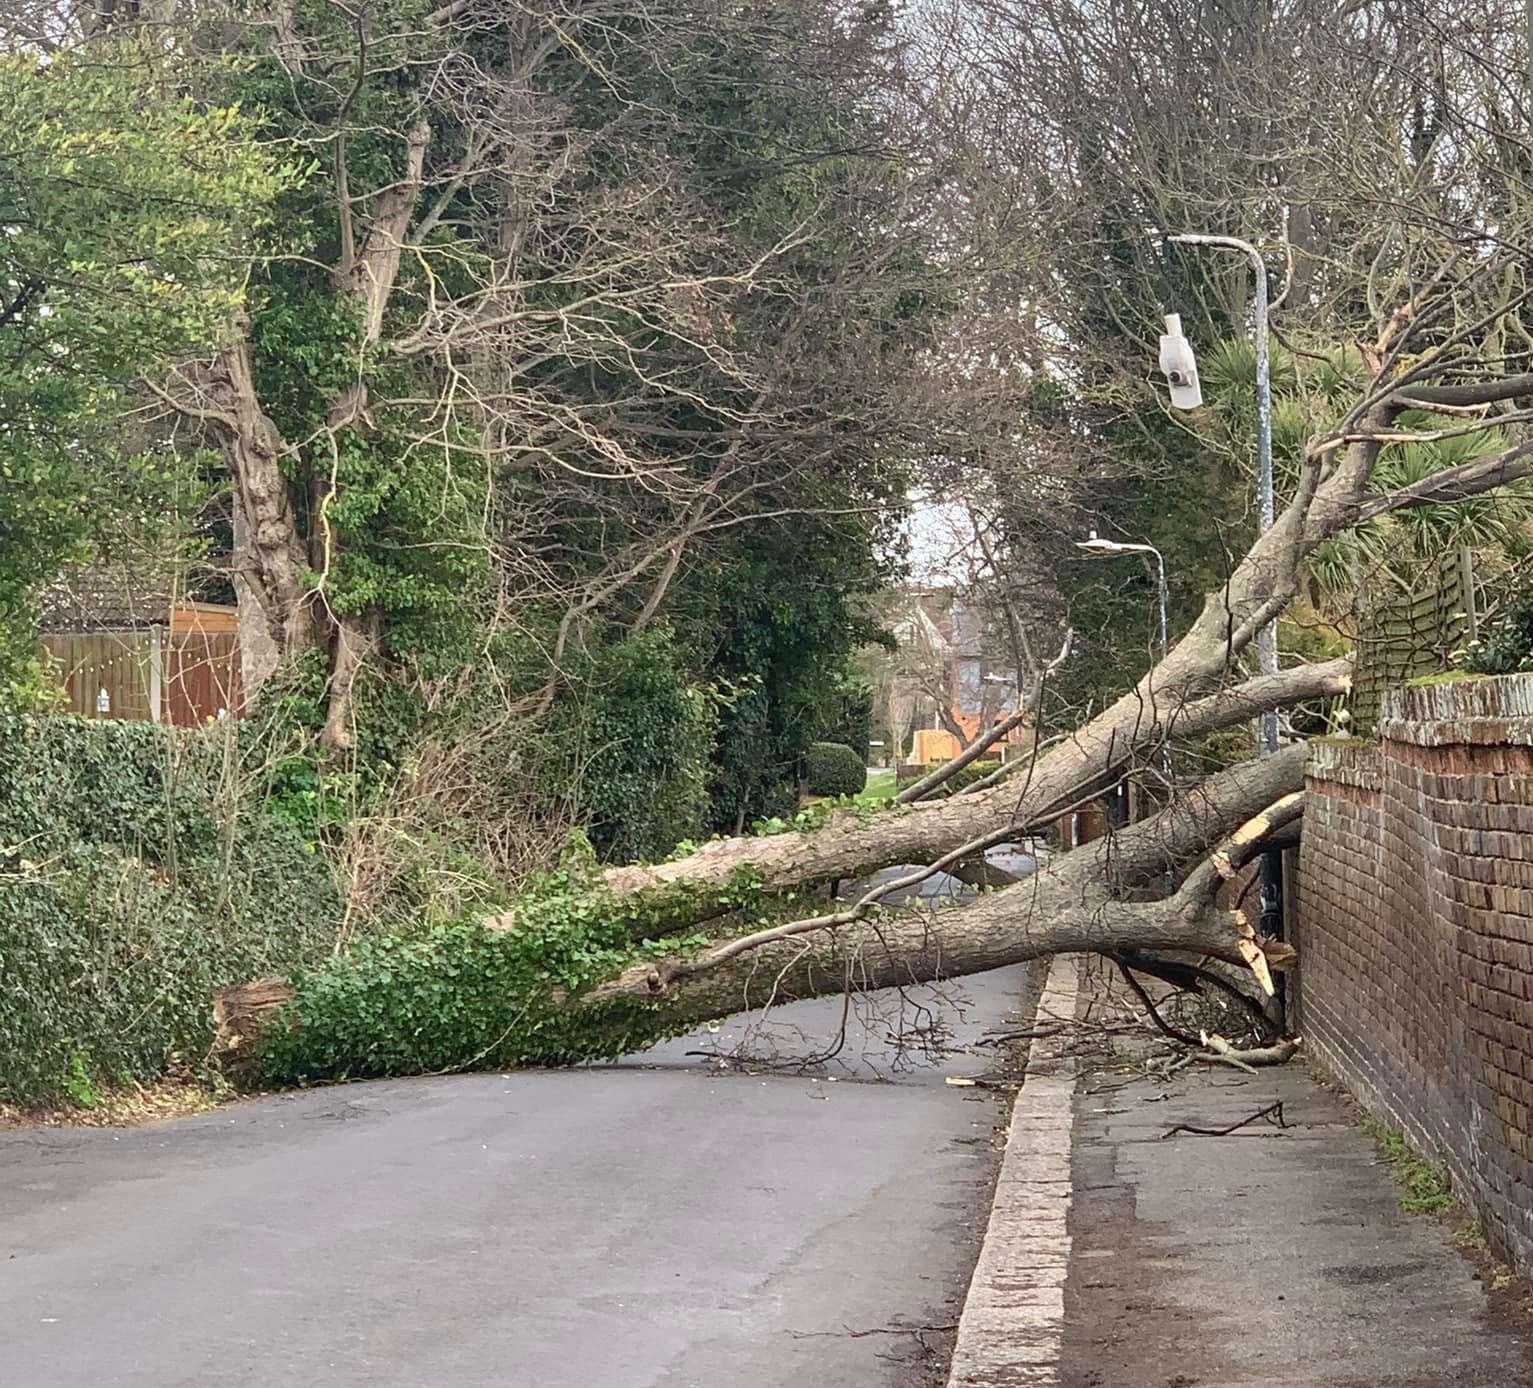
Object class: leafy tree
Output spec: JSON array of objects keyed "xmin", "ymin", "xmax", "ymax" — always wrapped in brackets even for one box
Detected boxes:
[{"xmin": 0, "ymin": 48, "xmax": 285, "ymax": 702}]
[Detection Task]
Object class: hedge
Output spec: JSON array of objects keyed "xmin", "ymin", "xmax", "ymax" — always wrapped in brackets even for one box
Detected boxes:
[
  {"xmin": 804, "ymin": 741, "xmax": 866, "ymax": 797},
  {"xmin": 0, "ymin": 715, "xmax": 342, "ymax": 1105},
  {"xmin": 941, "ymin": 759, "xmax": 1001, "ymax": 793}
]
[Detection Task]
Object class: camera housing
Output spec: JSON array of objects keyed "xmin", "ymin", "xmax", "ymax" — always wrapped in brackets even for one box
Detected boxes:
[{"xmin": 1158, "ymin": 313, "xmax": 1203, "ymax": 409}]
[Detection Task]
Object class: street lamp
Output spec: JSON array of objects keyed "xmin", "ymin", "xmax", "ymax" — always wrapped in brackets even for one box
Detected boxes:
[
  {"xmin": 1157, "ymin": 231, "xmax": 1283, "ymax": 943},
  {"xmin": 1159, "ymin": 232, "xmax": 1277, "ymax": 757},
  {"xmin": 1076, "ymin": 531, "xmax": 1171, "ymax": 786},
  {"xmin": 1075, "ymin": 532, "xmax": 1168, "ymax": 662}
]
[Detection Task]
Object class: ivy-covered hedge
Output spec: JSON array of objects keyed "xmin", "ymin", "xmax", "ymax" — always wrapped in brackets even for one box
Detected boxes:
[
  {"xmin": 542, "ymin": 630, "xmax": 717, "ymax": 864},
  {"xmin": 261, "ymin": 893, "xmax": 672, "ymax": 1083},
  {"xmin": 804, "ymin": 741, "xmax": 865, "ymax": 797},
  {"xmin": 0, "ymin": 715, "xmax": 342, "ymax": 1105}
]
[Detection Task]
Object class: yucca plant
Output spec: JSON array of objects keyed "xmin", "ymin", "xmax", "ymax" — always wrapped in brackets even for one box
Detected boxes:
[{"xmin": 1195, "ymin": 344, "xmax": 1533, "ymax": 618}]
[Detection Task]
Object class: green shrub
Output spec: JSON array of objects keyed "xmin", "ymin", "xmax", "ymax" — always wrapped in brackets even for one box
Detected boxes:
[
  {"xmin": 1464, "ymin": 586, "xmax": 1533, "ymax": 675},
  {"xmin": 940, "ymin": 759, "xmax": 1001, "ymax": 793},
  {"xmin": 543, "ymin": 630, "xmax": 716, "ymax": 864},
  {"xmin": 0, "ymin": 714, "xmax": 342, "ymax": 1105},
  {"xmin": 804, "ymin": 741, "xmax": 865, "ymax": 797}
]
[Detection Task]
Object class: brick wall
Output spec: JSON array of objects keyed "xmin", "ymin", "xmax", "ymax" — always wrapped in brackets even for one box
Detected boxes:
[{"xmin": 1295, "ymin": 673, "xmax": 1533, "ymax": 1271}]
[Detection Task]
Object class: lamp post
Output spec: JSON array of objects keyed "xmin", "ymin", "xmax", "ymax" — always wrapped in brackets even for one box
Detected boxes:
[
  {"xmin": 1076, "ymin": 531, "xmax": 1171, "ymax": 787},
  {"xmin": 1076, "ymin": 532, "xmax": 1168, "ymax": 663},
  {"xmin": 1163, "ymin": 233, "xmax": 1277, "ymax": 756},
  {"xmin": 1159, "ymin": 231, "xmax": 1283, "ymax": 943}
]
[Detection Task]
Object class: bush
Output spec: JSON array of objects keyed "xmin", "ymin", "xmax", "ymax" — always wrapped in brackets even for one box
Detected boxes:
[
  {"xmin": 543, "ymin": 630, "xmax": 716, "ymax": 863},
  {"xmin": 941, "ymin": 759, "xmax": 1001, "ymax": 793},
  {"xmin": 1464, "ymin": 587, "xmax": 1533, "ymax": 675},
  {"xmin": 804, "ymin": 741, "xmax": 866, "ymax": 797},
  {"xmin": 0, "ymin": 715, "xmax": 342, "ymax": 1105}
]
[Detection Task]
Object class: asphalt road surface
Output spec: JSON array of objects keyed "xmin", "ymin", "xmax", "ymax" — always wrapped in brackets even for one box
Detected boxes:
[{"xmin": 0, "ymin": 967, "xmax": 1029, "ymax": 1388}]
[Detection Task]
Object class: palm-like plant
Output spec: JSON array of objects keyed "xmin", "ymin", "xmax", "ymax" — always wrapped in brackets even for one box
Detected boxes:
[{"xmin": 1195, "ymin": 343, "xmax": 1533, "ymax": 615}]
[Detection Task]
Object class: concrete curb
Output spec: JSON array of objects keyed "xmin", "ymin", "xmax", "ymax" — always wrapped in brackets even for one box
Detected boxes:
[{"xmin": 946, "ymin": 954, "xmax": 1081, "ymax": 1388}]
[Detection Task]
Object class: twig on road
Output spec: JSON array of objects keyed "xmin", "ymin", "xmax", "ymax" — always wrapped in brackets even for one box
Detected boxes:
[
  {"xmin": 973, "ymin": 1024, "xmax": 1064, "ymax": 1047},
  {"xmin": 788, "ymin": 1322, "xmax": 960, "ymax": 1340}
]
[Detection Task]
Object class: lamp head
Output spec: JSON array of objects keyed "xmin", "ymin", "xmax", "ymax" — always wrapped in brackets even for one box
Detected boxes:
[{"xmin": 1158, "ymin": 313, "xmax": 1203, "ymax": 410}]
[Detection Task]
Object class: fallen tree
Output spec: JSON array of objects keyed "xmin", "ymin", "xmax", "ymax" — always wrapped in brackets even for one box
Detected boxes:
[
  {"xmin": 597, "ymin": 657, "xmax": 1350, "ymax": 929},
  {"xmin": 209, "ymin": 0, "xmax": 1533, "ymax": 1086},
  {"xmin": 216, "ymin": 743, "xmax": 1304, "ymax": 1081},
  {"xmin": 210, "ymin": 294, "xmax": 1533, "ymax": 1083}
]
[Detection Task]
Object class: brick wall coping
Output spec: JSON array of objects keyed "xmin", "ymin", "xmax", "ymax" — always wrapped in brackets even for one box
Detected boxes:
[
  {"xmin": 1306, "ymin": 738, "xmax": 1382, "ymax": 790},
  {"xmin": 1377, "ymin": 672, "xmax": 1533, "ymax": 748}
]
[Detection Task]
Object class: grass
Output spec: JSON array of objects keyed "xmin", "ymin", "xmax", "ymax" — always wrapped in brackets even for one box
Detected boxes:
[
  {"xmin": 1365, "ymin": 1119, "xmax": 1456, "ymax": 1215},
  {"xmin": 855, "ymin": 767, "xmax": 896, "ymax": 805}
]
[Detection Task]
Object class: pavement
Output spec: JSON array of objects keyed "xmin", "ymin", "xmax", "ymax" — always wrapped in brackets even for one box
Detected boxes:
[
  {"xmin": 0, "ymin": 966, "xmax": 1034, "ymax": 1388},
  {"xmin": 951, "ymin": 958, "xmax": 1533, "ymax": 1387},
  {"xmin": 1060, "ymin": 1058, "xmax": 1533, "ymax": 1387}
]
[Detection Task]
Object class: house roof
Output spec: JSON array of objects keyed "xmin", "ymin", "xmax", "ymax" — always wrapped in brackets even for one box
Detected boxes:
[
  {"xmin": 893, "ymin": 587, "xmax": 990, "ymax": 659},
  {"xmin": 37, "ymin": 561, "xmax": 229, "ymax": 633}
]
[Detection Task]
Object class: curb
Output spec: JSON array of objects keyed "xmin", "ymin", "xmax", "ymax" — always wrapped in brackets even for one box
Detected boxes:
[{"xmin": 946, "ymin": 954, "xmax": 1081, "ymax": 1387}]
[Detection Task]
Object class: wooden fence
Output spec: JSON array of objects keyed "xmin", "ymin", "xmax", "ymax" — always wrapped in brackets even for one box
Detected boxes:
[
  {"xmin": 41, "ymin": 629, "xmax": 242, "ymax": 727},
  {"xmin": 1350, "ymin": 547, "xmax": 1477, "ymax": 737}
]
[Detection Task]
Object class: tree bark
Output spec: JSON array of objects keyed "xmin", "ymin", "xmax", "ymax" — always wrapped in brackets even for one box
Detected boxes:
[
  {"xmin": 586, "ymin": 741, "xmax": 1305, "ymax": 1007},
  {"xmin": 599, "ymin": 658, "xmax": 1347, "ymax": 924},
  {"xmin": 203, "ymin": 339, "xmax": 321, "ymax": 668},
  {"xmin": 216, "ymin": 740, "xmax": 1303, "ymax": 1067}
]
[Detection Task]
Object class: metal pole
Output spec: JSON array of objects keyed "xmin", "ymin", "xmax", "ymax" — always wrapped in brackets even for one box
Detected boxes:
[
  {"xmin": 1167, "ymin": 234, "xmax": 1281, "ymax": 937},
  {"xmin": 1151, "ymin": 547, "xmax": 1169, "ymax": 661},
  {"xmin": 1150, "ymin": 545, "xmax": 1171, "ymax": 784}
]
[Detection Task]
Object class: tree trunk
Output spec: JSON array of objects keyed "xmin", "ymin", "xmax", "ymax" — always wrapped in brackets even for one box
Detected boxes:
[
  {"xmin": 204, "ymin": 339, "xmax": 321, "ymax": 668},
  {"xmin": 598, "ymin": 658, "xmax": 1347, "ymax": 925},
  {"xmin": 215, "ymin": 739, "xmax": 1301, "ymax": 1071}
]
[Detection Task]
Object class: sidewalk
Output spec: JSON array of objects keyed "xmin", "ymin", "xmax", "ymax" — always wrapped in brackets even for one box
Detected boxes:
[{"xmin": 952, "ymin": 959, "xmax": 1533, "ymax": 1387}]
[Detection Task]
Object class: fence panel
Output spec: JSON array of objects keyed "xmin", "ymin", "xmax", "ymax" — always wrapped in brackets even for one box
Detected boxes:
[
  {"xmin": 1350, "ymin": 548, "xmax": 1476, "ymax": 736},
  {"xmin": 164, "ymin": 631, "xmax": 242, "ymax": 727},
  {"xmin": 40, "ymin": 632, "xmax": 154, "ymax": 721}
]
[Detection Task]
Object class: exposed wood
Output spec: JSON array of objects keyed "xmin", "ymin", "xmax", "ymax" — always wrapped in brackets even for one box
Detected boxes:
[
  {"xmin": 584, "ymin": 747, "xmax": 1308, "ymax": 1010},
  {"xmin": 211, "ymin": 977, "xmax": 296, "ymax": 1075}
]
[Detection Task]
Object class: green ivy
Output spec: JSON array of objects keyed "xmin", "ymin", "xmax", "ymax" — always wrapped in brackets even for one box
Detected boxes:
[
  {"xmin": 0, "ymin": 716, "xmax": 342, "ymax": 1104},
  {"xmin": 258, "ymin": 872, "xmax": 733, "ymax": 1083}
]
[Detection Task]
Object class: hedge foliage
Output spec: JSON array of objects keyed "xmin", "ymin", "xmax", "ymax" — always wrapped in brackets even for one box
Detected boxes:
[
  {"xmin": 1464, "ymin": 581, "xmax": 1533, "ymax": 675},
  {"xmin": 804, "ymin": 741, "xmax": 866, "ymax": 797},
  {"xmin": 543, "ymin": 630, "xmax": 717, "ymax": 863},
  {"xmin": 0, "ymin": 715, "xmax": 342, "ymax": 1104},
  {"xmin": 813, "ymin": 673, "xmax": 874, "ymax": 764},
  {"xmin": 940, "ymin": 759, "xmax": 1000, "ymax": 793}
]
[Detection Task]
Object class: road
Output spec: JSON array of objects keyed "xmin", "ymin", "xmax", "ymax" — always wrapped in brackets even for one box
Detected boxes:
[{"xmin": 0, "ymin": 966, "xmax": 1032, "ymax": 1388}]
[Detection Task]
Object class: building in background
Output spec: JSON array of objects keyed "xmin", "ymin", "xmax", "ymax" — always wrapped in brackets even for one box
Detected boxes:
[
  {"xmin": 38, "ymin": 564, "xmax": 243, "ymax": 726},
  {"xmin": 869, "ymin": 587, "xmax": 1028, "ymax": 767}
]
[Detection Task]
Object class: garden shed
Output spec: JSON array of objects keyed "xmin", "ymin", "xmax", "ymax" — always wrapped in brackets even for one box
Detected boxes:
[{"xmin": 38, "ymin": 565, "xmax": 243, "ymax": 726}]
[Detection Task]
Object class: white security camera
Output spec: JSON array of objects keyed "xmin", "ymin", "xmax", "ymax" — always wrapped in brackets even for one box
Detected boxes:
[{"xmin": 1158, "ymin": 313, "xmax": 1203, "ymax": 410}]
